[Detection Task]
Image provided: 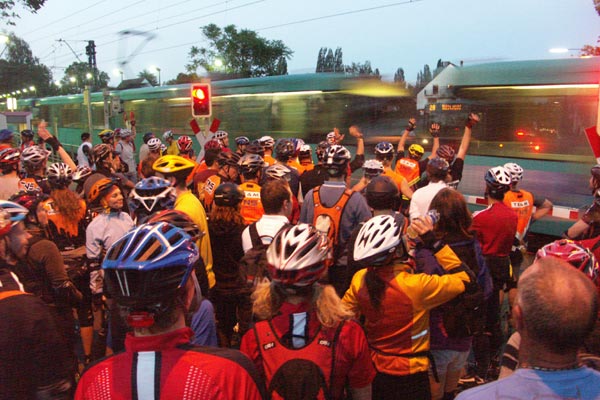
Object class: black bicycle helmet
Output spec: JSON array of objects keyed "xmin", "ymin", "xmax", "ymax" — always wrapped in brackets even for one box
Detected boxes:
[
  {"xmin": 238, "ymin": 153, "xmax": 265, "ymax": 175},
  {"xmin": 213, "ymin": 182, "xmax": 244, "ymax": 207},
  {"xmin": 20, "ymin": 129, "xmax": 35, "ymax": 139},
  {"xmin": 216, "ymin": 151, "xmax": 240, "ymax": 168},
  {"xmin": 315, "ymin": 141, "xmax": 329, "ymax": 163},
  {"xmin": 147, "ymin": 209, "xmax": 203, "ymax": 242},
  {"xmin": 366, "ymin": 176, "xmax": 399, "ymax": 210},
  {"xmin": 275, "ymin": 139, "xmax": 295, "ymax": 162}
]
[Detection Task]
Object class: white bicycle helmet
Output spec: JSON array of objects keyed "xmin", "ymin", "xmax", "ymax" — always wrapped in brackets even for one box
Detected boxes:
[
  {"xmin": 21, "ymin": 146, "xmax": 51, "ymax": 169},
  {"xmin": 351, "ymin": 214, "xmax": 405, "ymax": 268},
  {"xmin": 258, "ymin": 136, "xmax": 275, "ymax": 148},
  {"xmin": 213, "ymin": 130, "xmax": 229, "ymax": 140},
  {"xmin": 267, "ymin": 223, "xmax": 329, "ymax": 288},
  {"xmin": 47, "ymin": 162, "xmax": 73, "ymax": 189},
  {"xmin": 162, "ymin": 130, "xmax": 174, "ymax": 141},
  {"xmin": 363, "ymin": 159, "xmax": 384, "ymax": 179},
  {"xmin": 147, "ymin": 138, "xmax": 162, "ymax": 152},
  {"xmin": 503, "ymin": 162, "xmax": 524, "ymax": 183}
]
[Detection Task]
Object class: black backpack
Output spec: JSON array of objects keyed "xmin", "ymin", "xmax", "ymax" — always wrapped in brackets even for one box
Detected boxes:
[
  {"xmin": 442, "ymin": 239, "xmax": 493, "ymax": 338},
  {"xmin": 239, "ymin": 222, "xmax": 287, "ymax": 289}
]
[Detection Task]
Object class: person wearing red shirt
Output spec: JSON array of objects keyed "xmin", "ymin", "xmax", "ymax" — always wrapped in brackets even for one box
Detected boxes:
[
  {"xmin": 241, "ymin": 224, "xmax": 374, "ymax": 400},
  {"xmin": 75, "ymin": 222, "xmax": 265, "ymax": 400},
  {"xmin": 469, "ymin": 166, "xmax": 517, "ymax": 381}
]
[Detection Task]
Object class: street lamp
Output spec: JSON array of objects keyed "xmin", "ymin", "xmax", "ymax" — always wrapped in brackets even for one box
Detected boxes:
[
  {"xmin": 150, "ymin": 65, "xmax": 161, "ymax": 86},
  {"xmin": 113, "ymin": 68, "xmax": 124, "ymax": 83},
  {"xmin": 214, "ymin": 58, "xmax": 223, "ymax": 68},
  {"xmin": 85, "ymin": 72, "xmax": 93, "ymax": 80},
  {"xmin": 69, "ymin": 76, "xmax": 77, "ymax": 84},
  {"xmin": 29, "ymin": 86, "xmax": 35, "ymax": 92}
]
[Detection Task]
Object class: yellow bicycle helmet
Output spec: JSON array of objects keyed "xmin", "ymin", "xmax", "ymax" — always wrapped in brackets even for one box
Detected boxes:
[
  {"xmin": 152, "ymin": 155, "xmax": 196, "ymax": 175},
  {"xmin": 98, "ymin": 129, "xmax": 115, "ymax": 141},
  {"xmin": 408, "ymin": 144, "xmax": 425, "ymax": 160}
]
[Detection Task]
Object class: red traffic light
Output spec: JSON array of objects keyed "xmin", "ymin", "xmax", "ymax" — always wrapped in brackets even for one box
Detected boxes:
[{"xmin": 191, "ymin": 83, "xmax": 212, "ymax": 118}]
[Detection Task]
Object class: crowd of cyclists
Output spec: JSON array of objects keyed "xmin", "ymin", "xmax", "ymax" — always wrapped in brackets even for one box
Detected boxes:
[{"xmin": 0, "ymin": 112, "xmax": 599, "ymax": 399}]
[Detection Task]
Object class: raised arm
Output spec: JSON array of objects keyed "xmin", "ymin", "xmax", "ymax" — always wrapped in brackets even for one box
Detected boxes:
[
  {"xmin": 397, "ymin": 117, "xmax": 416, "ymax": 153},
  {"xmin": 427, "ymin": 123, "xmax": 441, "ymax": 160},
  {"xmin": 456, "ymin": 113, "xmax": 480, "ymax": 160},
  {"xmin": 37, "ymin": 120, "xmax": 77, "ymax": 171},
  {"xmin": 349, "ymin": 125, "xmax": 364, "ymax": 156}
]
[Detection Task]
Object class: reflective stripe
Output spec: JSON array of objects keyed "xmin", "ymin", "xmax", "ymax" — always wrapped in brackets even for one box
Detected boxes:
[
  {"xmin": 292, "ymin": 312, "xmax": 307, "ymax": 348},
  {"xmin": 411, "ymin": 329, "xmax": 428, "ymax": 340},
  {"xmin": 136, "ymin": 352, "xmax": 157, "ymax": 400}
]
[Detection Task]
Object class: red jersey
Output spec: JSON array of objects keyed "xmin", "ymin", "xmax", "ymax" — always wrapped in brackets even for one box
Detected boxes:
[
  {"xmin": 240, "ymin": 302, "xmax": 374, "ymax": 400},
  {"xmin": 471, "ymin": 202, "xmax": 518, "ymax": 257},
  {"xmin": 76, "ymin": 328, "xmax": 264, "ymax": 400}
]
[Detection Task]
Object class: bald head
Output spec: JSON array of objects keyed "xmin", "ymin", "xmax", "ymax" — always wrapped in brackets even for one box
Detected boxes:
[{"xmin": 517, "ymin": 257, "xmax": 598, "ymax": 353}]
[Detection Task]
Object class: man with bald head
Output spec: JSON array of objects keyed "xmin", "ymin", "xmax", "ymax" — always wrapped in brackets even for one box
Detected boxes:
[{"xmin": 457, "ymin": 256, "xmax": 600, "ymax": 399}]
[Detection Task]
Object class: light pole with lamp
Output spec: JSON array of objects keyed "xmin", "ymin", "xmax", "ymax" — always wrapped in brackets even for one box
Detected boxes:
[{"xmin": 150, "ymin": 65, "xmax": 161, "ymax": 86}]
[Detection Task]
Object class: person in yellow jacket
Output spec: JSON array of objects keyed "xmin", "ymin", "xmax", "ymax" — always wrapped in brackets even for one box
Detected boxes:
[
  {"xmin": 153, "ymin": 155, "xmax": 215, "ymax": 288},
  {"xmin": 343, "ymin": 214, "xmax": 476, "ymax": 400}
]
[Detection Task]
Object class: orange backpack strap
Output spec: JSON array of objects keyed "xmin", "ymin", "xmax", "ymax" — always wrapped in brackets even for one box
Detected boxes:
[{"xmin": 0, "ymin": 290, "xmax": 27, "ymax": 301}]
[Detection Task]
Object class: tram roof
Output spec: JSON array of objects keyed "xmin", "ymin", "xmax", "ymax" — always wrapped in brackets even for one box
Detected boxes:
[
  {"xmin": 32, "ymin": 73, "xmax": 408, "ymax": 106},
  {"xmin": 434, "ymin": 57, "xmax": 600, "ymax": 87}
]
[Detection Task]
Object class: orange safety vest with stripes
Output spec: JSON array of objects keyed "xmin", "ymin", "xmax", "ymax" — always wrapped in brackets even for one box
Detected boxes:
[
  {"xmin": 395, "ymin": 157, "xmax": 421, "ymax": 188},
  {"xmin": 239, "ymin": 182, "xmax": 265, "ymax": 224},
  {"xmin": 503, "ymin": 189, "xmax": 534, "ymax": 240},
  {"xmin": 202, "ymin": 174, "xmax": 221, "ymax": 211}
]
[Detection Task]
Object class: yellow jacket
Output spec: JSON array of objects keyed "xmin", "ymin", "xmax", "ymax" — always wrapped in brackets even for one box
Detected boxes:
[{"xmin": 342, "ymin": 245, "xmax": 469, "ymax": 376}]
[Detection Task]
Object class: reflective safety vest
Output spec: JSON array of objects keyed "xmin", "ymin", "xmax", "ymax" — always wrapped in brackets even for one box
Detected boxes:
[
  {"xmin": 202, "ymin": 174, "xmax": 221, "ymax": 210},
  {"xmin": 254, "ymin": 320, "xmax": 344, "ymax": 400},
  {"xmin": 239, "ymin": 182, "xmax": 264, "ymax": 224},
  {"xmin": 503, "ymin": 189, "xmax": 534, "ymax": 240},
  {"xmin": 395, "ymin": 157, "xmax": 421, "ymax": 187}
]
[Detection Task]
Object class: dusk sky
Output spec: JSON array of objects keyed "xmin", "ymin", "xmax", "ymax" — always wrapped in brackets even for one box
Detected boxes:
[{"xmin": 7, "ymin": 0, "xmax": 599, "ymax": 86}]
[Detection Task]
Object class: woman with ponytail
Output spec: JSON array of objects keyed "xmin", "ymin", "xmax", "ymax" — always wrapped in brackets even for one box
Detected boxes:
[
  {"xmin": 241, "ymin": 223, "xmax": 374, "ymax": 400},
  {"xmin": 343, "ymin": 214, "xmax": 476, "ymax": 400}
]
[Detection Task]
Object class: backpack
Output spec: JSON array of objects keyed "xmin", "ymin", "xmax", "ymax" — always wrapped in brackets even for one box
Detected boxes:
[
  {"xmin": 239, "ymin": 222, "xmax": 286, "ymax": 289},
  {"xmin": 254, "ymin": 320, "xmax": 345, "ymax": 400},
  {"xmin": 312, "ymin": 186, "xmax": 352, "ymax": 259},
  {"xmin": 442, "ymin": 239, "xmax": 493, "ymax": 338}
]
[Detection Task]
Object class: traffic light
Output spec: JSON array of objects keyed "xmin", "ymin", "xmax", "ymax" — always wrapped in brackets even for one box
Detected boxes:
[{"xmin": 191, "ymin": 83, "xmax": 212, "ymax": 118}]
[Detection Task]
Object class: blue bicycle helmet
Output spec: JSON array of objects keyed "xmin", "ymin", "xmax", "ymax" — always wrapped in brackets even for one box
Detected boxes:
[
  {"xmin": 128, "ymin": 177, "xmax": 175, "ymax": 215},
  {"xmin": 103, "ymin": 222, "xmax": 198, "ymax": 308}
]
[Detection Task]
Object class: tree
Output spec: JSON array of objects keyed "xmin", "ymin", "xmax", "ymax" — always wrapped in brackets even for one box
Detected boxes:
[
  {"xmin": 324, "ymin": 48, "xmax": 334, "ymax": 72},
  {"xmin": 316, "ymin": 47, "xmax": 327, "ymax": 72},
  {"xmin": 275, "ymin": 56, "xmax": 288, "ymax": 75},
  {"xmin": 333, "ymin": 47, "xmax": 343, "ymax": 72},
  {"xmin": 187, "ymin": 24, "xmax": 293, "ymax": 78},
  {"xmin": 0, "ymin": 0, "xmax": 46, "ymax": 25},
  {"xmin": 595, "ymin": 0, "xmax": 600, "ymax": 16},
  {"xmin": 394, "ymin": 68, "xmax": 406, "ymax": 88},
  {"xmin": 165, "ymin": 72, "xmax": 201, "ymax": 85},
  {"xmin": 581, "ymin": 36, "xmax": 600, "ymax": 56},
  {"xmin": 0, "ymin": 33, "xmax": 54, "ymax": 96},
  {"xmin": 138, "ymin": 69, "xmax": 158, "ymax": 86},
  {"xmin": 415, "ymin": 64, "xmax": 433, "ymax": 91},
  {"xmin": 59, "ymin": 61, "xmax": 109, "ymax": 94}
]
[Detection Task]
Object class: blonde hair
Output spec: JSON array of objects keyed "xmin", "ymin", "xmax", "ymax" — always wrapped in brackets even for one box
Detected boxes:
[{"xmin": 252, "ymin": 282, "xmax": 354, "ymax": 329}]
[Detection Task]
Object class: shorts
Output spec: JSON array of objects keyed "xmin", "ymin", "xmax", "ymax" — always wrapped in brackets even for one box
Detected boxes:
[{"xmin": 485, "ymin": 256, "xmax": 515, "ymax": 292}]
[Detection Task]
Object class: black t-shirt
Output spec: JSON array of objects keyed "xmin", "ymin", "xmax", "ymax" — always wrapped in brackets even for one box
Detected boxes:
[
  {"xmin": 0, "ymin": 268, "xmax": 72, "ymax": 399},
  {"xmin": 300, "ymin": 165, "xmax": 327, "ymax": 198}
]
